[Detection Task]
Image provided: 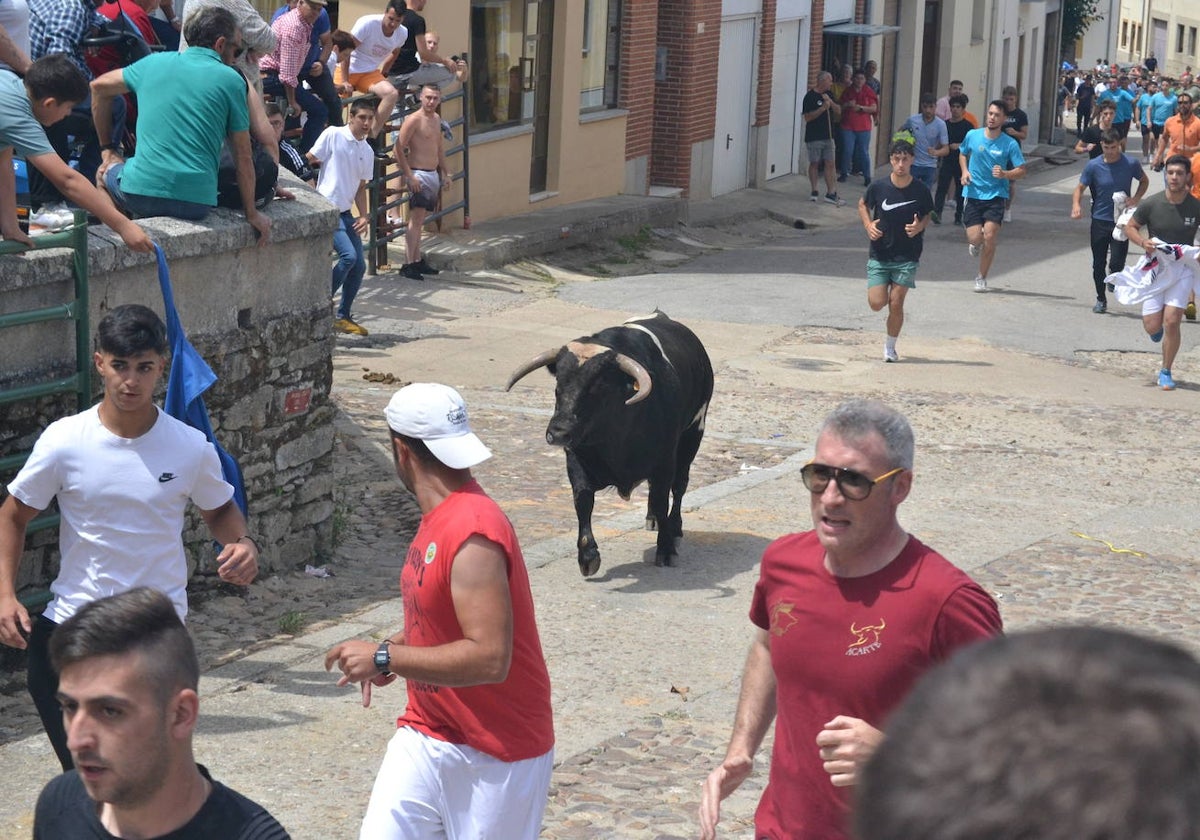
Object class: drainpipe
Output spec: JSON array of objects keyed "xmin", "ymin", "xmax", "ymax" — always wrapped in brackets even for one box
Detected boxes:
[{"xmin": 986, "ymin": 0, "xmax": 999, "ymax": 95}]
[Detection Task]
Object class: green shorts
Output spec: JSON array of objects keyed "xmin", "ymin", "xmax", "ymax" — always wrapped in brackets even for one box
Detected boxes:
[{"xmin": 866, "ymin": 259, "xmax": 919, "ymax": 288}]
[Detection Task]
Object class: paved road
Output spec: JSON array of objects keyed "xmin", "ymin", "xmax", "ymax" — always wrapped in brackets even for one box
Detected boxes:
[{"xmin": 5, "ymin": 157, "xmax": 1200, "ymax": 839}]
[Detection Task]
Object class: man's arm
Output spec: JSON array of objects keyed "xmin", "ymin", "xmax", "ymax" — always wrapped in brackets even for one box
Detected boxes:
[
  {"xmin": 1131, "ymin": 169, "xmax": 1150, "ymax": 205},
  {"xmin": 0, "ymin": 23, "xmax": 31, "ymax": 75},
  {"xmin": 1124, "ymin": 215, "xmax": 1157, "ymax": 254},
  {"xmin": 0, "ymin": 495, "xmax": 41, "ymax": 649},
  {"xmin": 325, "ymin": 534, "xmax": 515, "ymax": 689},
  {"xmin": 91, "ymin": 69, "xmax": 131, "ymax": 153},
  {"xmin": 246, "ymin": 89, "xmax": 279, "ymax": 164},
  {"xmin": 229, "ymin": 130, "xmax": 272, "ymax": 245},
  {"xmin": 352, "ymin": 180, "xmax": 369, "ymax": 235},
  {"xmin": 1070, "ymin": 180, "xmax": 1087, "ymax": 219},
  {"xmin": 815, "ymin": 715, "xmax": 884, "ymax": 787},
  {"xmin": 198, "ymin": 499, "xmax": 259, "ymax": 586},
  {"xmin": 698, "ymin": 629, "xmax": 776, "ymax": 840},
  {"xmin": 394, "ymin": 113, "xmax": 418, "ymax": 192},
  {"xmin": 415, "ymin": 29, "xmax": 457, "ymax": 73},
  {"xmin": 27, "ymin": 151, "xmax": 153, "ymax": 251}
]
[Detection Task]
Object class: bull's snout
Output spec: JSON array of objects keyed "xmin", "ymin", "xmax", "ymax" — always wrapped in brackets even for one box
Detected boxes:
[{"xmin": 545, "ymin": 416, "xmax": 572, "ymax": 447}]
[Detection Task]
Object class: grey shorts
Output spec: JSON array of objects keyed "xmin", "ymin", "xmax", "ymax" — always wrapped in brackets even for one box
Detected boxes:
[{"xmin": 807, "ymin": 138, "xmax": 836, "ymax": 164}]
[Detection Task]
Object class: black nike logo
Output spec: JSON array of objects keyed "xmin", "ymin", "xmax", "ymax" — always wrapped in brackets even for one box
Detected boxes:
[{"xmin": 158, "ymin": 473, "xmax": 177, "ymax": 483}]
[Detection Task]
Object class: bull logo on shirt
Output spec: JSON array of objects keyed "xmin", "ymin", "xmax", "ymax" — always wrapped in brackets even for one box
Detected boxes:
[
  {"xmin": 769, "ymin": 601, "xmax": 798, "ymax": 636},
  {"xmin": 846, "ymin": 619, "xmax": 886, "ymax": 656}
]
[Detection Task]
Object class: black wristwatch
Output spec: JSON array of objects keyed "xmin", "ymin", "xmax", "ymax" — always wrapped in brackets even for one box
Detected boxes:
[
  {"xmin": 100, "ymin": 141, "xmax": 121, "ymax": 152},
  {"xmin": 373, "ymin": 641, "xmax": 391, "ymax": 675}
]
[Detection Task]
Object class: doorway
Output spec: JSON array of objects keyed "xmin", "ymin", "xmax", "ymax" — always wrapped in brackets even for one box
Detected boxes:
[{"xmin": 713, "ymin": 16, "xmax": 756, "ymax": 196}]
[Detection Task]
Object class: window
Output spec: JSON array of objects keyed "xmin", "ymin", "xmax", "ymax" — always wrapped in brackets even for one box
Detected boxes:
[
  {"xmin": 1120, "ymin": 20, "xmax": 1128, "ymax": 49},
  {"xmin": 469, "ymin": 0, "xmax": 533, "ymax": 132},
  {"xmin": 1178, "ymin": 24, "xmax": 1185, "ymax": 52},
  {"xmin": 1190, "ymin": 26, "xmax": 1197, "ymax": 57},
  {"xmin": 581, "ymin": 0, "xmax": 621, "ymax": 111},
  {"xmin": 971, "ymin": 0, "xmax": 985, "ymax": 41}
]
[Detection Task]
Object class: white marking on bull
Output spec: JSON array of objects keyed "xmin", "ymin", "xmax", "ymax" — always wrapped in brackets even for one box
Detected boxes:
[
  {"xmin": 692, "ymin": 400, "xmax": 708, "ymax": 431},
  {"xmin": 567, "ymin": 341, "xmax": 612, "ymax": 362},
  {"xmin": 621, "ymin": 322, "xmax": 673, "ymax": 369}
]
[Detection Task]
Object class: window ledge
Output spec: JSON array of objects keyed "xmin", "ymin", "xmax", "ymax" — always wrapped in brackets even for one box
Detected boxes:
[
  {"xmin": 529, "ymin": 190, "xmax": 559, "ymax": 204},
  {"xmin": 470, "ymin": 123, "xmax": 535, "ymax": 146},
  {"xmin": 579, "ymin": 108, "xmax": 630, "ymax": 125}
]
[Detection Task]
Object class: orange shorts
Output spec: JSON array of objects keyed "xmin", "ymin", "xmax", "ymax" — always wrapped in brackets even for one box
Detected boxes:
[{"xmin": 337, "ymin": 68, "xmax": 390, "ymax": 93}]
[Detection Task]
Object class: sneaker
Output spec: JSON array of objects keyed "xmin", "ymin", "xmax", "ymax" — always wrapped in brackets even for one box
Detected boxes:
[
  {"xmin": 333, "ymin": 317, "xmax": 368, "ymax": 336},
  {"xmin": 400, "ymin": 262, "xmax": 424, "ymax": 281},
  {"xmin": 837, "ymin": 173, "xmax": 848, "ymax": 183},
  {"xmin": 883, "ymin": 346, "xmax": 899, "ymax": 363},
  {"xmin": 810, "ymin": 190, "xmax": 819, "ymax": 202},
  {"xmin": 1150, "ymin": 327, "xmax": 1164, "ymax": 343},
  {"xmin": 974, "ymin": 275, "xmax": 987, "ymax": 293},
  {"xmin": 968, "ymin": 242, "xmax": 981, "ymax": 258},
  {"xmin": 824, "ymin": 193, "xmax": 845, "ymax": 206},
  {"xmin": 1187, "ymin": 302, "xmax": 1197, "ymax": 321},
  {"xmin": 1003, "ymin": 209, "xmax": 1013, "ymax": 222},
  {"xmin": 414, "ymin": 257, "xmax": 440, "ymax": 276},
  {"xmin": 1159, "ymin": 368, "xmax": 1176, "ymax": 390},
  {"xmin": 1092, "ymin": 300, "xmax": 1107, "ymax": 314},
  {"xmin": 930, "ymin": 211, "xmax": 941, "ymax": 225}
]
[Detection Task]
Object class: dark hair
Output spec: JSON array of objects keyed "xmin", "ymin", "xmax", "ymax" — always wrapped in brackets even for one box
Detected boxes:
[
  {"xmin": 1096, "ymin": 99, "xmax": 1117, "ymax": 112},
  {"xmin": 330, "ymin": 29, "xmax": 356, "ymax": 51},
  {"xmin": 349, "ymin": 97, "xmax": 377, "ymax": 116},
  {"xmin": 50, "ymin": 588, "xmax": 199, "ymax": 704},
  {"xmin": 420, "ymin": 82, "xmax": 441, "ymax": 94},
  {"xmin": 948, "ymin": 94, "xmax": 969, "ymax": 108},
  {"xmin": 1099, "ymin": 128, "xmax": 1123, "ymax": 145},
  {"xmin": 385, "ymin": 0, "xmax": 406, "ymax": 15},
  {"xmin": 988, "ymin": 98, "xmax": 1008, "ymax": 115},
  {"xmin": 856, "ymin": 627, "xmax": 1200, "ymax": 840},
  {"xmin": 392, "ymin": 431, "xmax": 441, "ymax": 465},
  {"xmin": 1165, "ymin": 154, "xmax": 1193, "ymax": 175},
  {"xmin": 888, "ymin": 138, "xmax": 915, "ymax": 157},
  {"xmin": 24, "ymin": 54, "xmax": 89, "ymax": 104},
  {"xmin": 949, "ymin": 79, "xmax": 963, "ymax": 87},
  {"xmin": 184, "ymin": 5, "xmax": 237, "ymax": 50},
  {"xmin": 919, "ymin": 92, "xmax": 936, "ymax": 106},
  {"xmin": 264, "ymin": 101, "xmax": 284, "ymax": 119},
  {"xmin": 1001, "ymin": 85, "xmax": 1018, "ymax": 98},
  {"xmin": 96, "ymin": 304, "xmax": 168, "ymax": 357}
]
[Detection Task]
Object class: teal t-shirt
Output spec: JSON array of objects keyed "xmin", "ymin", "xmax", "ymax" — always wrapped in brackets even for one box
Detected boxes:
[
  {"xmin": 961, "ymin": 128, "xmax": 1025, "ymax": 201},
  {"xmin": 121, "ymin": 48, "xmax": 249, "ymax": 206},
  {"xmin": 0, "ymin": 72, "xmax": 55, "ymax": 158}
]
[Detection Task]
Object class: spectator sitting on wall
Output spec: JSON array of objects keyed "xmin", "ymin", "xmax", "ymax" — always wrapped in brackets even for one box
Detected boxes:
[
  {"xmin": 0, "ymin": 54, "xmax": 151, "ymax": 251},
  {"xmin": 271, "ymin": 0, "xmax": 343, "ymax": 128},
  {"xmin": 259, "ymin": 0, "xmax": 328, "ymax": 153},
  {"xmin": 386, "ymin": 0, "xmax": 463, "ymax": 90},
  {"xmin": 91, "ymin": 5, "xmax": 272, "ymax": 243},
  {"xmin": 328, "ymin": 28, "xmax": 357, "ymax": 96},
  {"xmin": 337, "ymin": 0, "xmax": 408, "ymax": 139},
  {"xmin": 265, "ymin": 100, "xmax": 316, "ymax": 185}
]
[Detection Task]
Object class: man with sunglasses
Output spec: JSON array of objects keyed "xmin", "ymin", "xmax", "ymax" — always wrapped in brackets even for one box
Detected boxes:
[{"xmin": 700, "ymin": 400, "xmax": 1001, "ymax": 840}]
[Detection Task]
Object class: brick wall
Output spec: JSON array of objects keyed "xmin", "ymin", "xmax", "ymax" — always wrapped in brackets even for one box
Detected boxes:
[
  {"xmin": 650, "ymin": 0, "xmax": 723, "ymax": 192},
  {"xmin": 755, "ymin": 0, "xmax": 777, "ymax": 127},
  {"xmin": 622, "ymin": 0, "xmax": 659, "ymax": 166},
  {"xmin": 808, "ymin": 0, "xmax": 825, "ymax": 90}
]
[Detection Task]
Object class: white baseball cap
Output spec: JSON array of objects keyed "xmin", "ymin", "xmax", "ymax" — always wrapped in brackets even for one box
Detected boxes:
[{"xmin": 384, "ymin": 383, "xmax": 492, "ymax": 469}]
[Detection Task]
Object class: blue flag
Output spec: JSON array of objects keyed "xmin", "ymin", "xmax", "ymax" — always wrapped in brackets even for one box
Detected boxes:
[{"xmin": 154, "ymin": 244, "xmax": 248, "ymax": 516}]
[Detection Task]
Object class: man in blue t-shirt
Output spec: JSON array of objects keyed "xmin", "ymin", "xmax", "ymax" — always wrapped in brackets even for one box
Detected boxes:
[
  {"xmin": 1149, "ymin": 86, "xmax": 1177, "ymax": 154},
  {"xmin": 960, "ymin": 100, "xmax": 1026, "ymax": 292},
  {"xmin": 1098, "ymin": 75, "xmax": 1136, "ymax": 138},
  {"xmin": 1070, "ymin": 128, "xmax": 1149, "ymax": 313},
  {"xmin": 901, "ymin": 93, "xmax": 947, "ymax": 191},
  {"xmin": 1135, "ymin": 81, "xmax": 1157, "ymax": 163}
]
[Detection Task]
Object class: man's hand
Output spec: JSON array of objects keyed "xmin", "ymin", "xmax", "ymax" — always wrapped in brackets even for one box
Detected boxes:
[
  {"xmin": 275, "ymin": 186, "xmax": 297, "ymax": 201},
  {"xmin": 115, "ymin": 220, "xmax": 154, "ymax": 253},
  {"xmin": 992, "ymin": 164, "xmax": 1004, "ymax": 179},
  {"xmin": 309, "ymin": 61, "xmax": 324, "ymax": 76},
  {"xmin": 248, "ymin": 209, "xmax": 272, "ymax": 245},
  {"xmin": 960, "ymin": 170, "xmax": 973, "ymax": 187},
  {"xmin": 353, "ymin": 215, "xmax": 369, "ymax": 235},
  {"xmin": 0, "ymin": 595, "xmax": 31, "ymax": 650},
  {"xmin": 1070, "ymin": 203, "xmax": 1082, "ymax": 220},
  {"xmin": 215, "ymin": 538, "xmax": 258, "ymax": 586},
  {"xmin": 0, "ymin": 222, "xmax": 34, "ymax": 248},
  {"xmin": 359, "ymin": 671, "xmax": 399, "ymax": 708},
  {"xmin": 864, "ymin": 218, "xmax": 883, "ymax": 240},
  {"xmin": 698, "ymin": 754, "xmax": 753, "ymax": 840},
  {"xmin": 816, "ymin": 715, "xmax": 883, "ymax": 787},
  {"xmin": 904, "ymin": 213, "xmax": 922, "ymax": 238},
  {"xmin": 325, "ymin": 639, "xmax": 386, "ymax": 687}
]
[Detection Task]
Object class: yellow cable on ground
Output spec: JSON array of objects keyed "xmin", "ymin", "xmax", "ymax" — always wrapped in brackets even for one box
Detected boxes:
[{"xmin": 1070, "ymin": 531, "xmax": 1147, "ymax": 558}]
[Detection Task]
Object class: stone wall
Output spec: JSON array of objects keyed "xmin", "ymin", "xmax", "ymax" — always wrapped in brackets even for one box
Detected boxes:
[{"xmin": 0, "ymin": 187, "xmax": 341, "ymax": 597}]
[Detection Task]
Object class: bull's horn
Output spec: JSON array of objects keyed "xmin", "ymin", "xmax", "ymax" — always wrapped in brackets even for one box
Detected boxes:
[
  {"xmin": 506, "ymin": 348, "xmax": 561, "ymax": 391},
  {"xmin": 616, "ymin": 353, "xmax": 652, "ymax": 405}
]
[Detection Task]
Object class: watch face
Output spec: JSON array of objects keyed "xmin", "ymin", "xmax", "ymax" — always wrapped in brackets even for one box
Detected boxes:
[{"xmin": 374, "ymin": 643, "xmax": 390, "ymax": 672}]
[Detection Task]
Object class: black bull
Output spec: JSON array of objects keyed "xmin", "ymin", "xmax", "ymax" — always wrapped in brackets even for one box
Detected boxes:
[{"xmin": 506, "ymin": 311, "xmax": 714, "ymax": 576}]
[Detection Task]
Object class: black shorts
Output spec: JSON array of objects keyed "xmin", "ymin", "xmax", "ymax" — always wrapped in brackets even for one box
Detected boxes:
[
  {"xmin": 1152, "ymin": 123, "xmax": 1165, "ymax": 139},
  {"xmin": 1140, "ymin": 122, "xmax": 1152, "ymax": 136},
  {"xmin": 1114, "ymin": 120, "xmax": 1131, "ymax": 138},
  {"xmin": 963, "ymin": 196, "xmax": 1006, "ymax": 227}
]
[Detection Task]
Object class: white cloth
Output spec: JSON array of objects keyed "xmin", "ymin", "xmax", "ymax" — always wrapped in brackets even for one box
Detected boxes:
[
  {"xmin": 1111, "ymin": 192, "xmax": 1132, "ymax": 241},
  {"xmin": 348, "ymin": 14, "xmax": 407, "ymax": 75},
  {"xmin": 1106, "ymin": 241, "xmax": 1200, "ymax": 308},
  {"xmin": 360, "ymin": 726, "xmax": 553, "ymax": 840},
  {"xmin": 6, "ymin": 406, "xmax": 232, "ymax": 623},
  {"xmin": 310, "ymin": 124, "xmax": 374, "ymax": 212}
]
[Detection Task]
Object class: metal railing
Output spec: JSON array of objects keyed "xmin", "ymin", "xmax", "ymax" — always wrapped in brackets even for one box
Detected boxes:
[{"xmin": 0, "ymin": 211, "xmax": 93, "ymax": 611}]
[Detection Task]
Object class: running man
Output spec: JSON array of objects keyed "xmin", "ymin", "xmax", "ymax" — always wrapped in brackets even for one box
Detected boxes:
[
  {"xmin": 858, "ymin": 138, "xmax": 933, "ymax": 363},
  {"xmin": 960, "ymin": 99, "xmax": 1027, "ymax": 292}
]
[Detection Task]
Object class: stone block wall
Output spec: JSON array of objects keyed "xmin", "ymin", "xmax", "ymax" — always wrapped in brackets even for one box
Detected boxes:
[{"xmin": 0, "ymin": 187, "xmax": 341, "ymax": 597}]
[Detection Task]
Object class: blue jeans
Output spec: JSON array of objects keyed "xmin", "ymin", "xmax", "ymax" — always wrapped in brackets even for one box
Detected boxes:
[
  {"xmin": 841, "ymin": 128, "xmax": 871, "ymax": 179},
  {"xmin": 29, "ymin": 92, "xmax": 126, "ymax": 206},
  {"xmin": 104, "ymin": 163, "xmax": 210, "ymax": 220},
  {"xmin": 261, "ymin": 73, "xmax": 328, "ymax": 153},
  {"xmin": 332, "ymin": 211, "xmax": 365, "ymax": 320},
  {"xmin": 911, "ymin": 165, "xmax": 937, "ymax": 190}
]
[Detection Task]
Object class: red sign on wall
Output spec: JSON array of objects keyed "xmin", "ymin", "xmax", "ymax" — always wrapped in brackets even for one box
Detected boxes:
[{"xmin": 284, "ymin": 388, "xmax": 312, "ymax": 416}]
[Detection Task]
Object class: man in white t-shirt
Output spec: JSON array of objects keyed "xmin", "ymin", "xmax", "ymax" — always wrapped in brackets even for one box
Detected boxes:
[
  {"xmin": 307, "ymin": 100, "xmax": 377, "ymax": 335},
  {"xmin": 0, "ymin": 304, "xmax": 260, "ymax": 771},
  {"xmin": 338, "ymin": 0, "xmax": 407, "ymax": 138}
]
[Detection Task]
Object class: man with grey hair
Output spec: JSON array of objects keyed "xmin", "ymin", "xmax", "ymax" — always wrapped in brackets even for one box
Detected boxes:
[
  {"xmin": 802, "ymin": 70, "xmax": 843, "ymax": 205},
  {"xmin": 699, "ymin": 399, "xmax": 1001, "ymax": 840}
]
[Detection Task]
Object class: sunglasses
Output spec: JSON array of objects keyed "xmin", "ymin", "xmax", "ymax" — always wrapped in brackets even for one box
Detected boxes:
[{"xmin": 800, "ymin": 462, "xmax": 904, "ymax": 501}]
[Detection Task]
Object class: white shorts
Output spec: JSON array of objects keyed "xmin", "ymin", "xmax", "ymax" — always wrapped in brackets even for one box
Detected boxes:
[
  {"xmin": 360, "ymin": 726, "xmax": 554, "ymax": 840},
  {"xmin": 1141, "ymin": 285, "xmax": 1191, "ymax": 316}
]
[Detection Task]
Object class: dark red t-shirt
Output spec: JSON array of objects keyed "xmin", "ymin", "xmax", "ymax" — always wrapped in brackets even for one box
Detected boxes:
[{"xmin": 840, "ymin": 84, "xmax": 878, "ymax": 131}]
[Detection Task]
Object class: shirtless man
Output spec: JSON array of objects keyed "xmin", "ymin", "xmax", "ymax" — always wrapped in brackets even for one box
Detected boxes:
[{"xmin": 394, "ymin": 83, "xmax": 448, "ymax": 281}]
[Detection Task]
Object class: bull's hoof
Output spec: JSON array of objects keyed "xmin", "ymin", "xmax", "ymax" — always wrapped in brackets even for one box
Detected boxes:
[
  {"xmin": 645, "ymin": 515, "xmax": 658, "ymax": 532},
  {"xmin": 655, "ymin": 553, "xmax": 677, "ymax": 568},
  {"xmin": 579, "ymin": 550, "xmax": 602, "ymax": 577}
]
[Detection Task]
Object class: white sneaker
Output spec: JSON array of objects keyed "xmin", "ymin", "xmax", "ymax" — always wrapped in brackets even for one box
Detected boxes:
[
  {"xmin": 968, "ymin": 242, "xmax": 981, "ymax": 258},
  {"xmin": 974, "ymin": 275, "xmax": 988, "ymax": 293},
  {"xmin": 883, "ymin": 345, "xmax": 899, "ymax": 363},
  {"xmin": 1003, "ymin": 209, "xmax": 1012, "ymax": 222}
]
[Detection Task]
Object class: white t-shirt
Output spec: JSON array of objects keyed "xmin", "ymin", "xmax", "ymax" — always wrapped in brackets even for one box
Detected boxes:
[
  {"xmin": 348, "ymin": 13, "xmax": 407, "ymax": 74},
  {"xmin": 7, "ymin": 405, "xmax": 233, "ymax": 623},
  {"xmin": 310, "ymin": 125, "xmax": 374, "ymax": 212}
]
